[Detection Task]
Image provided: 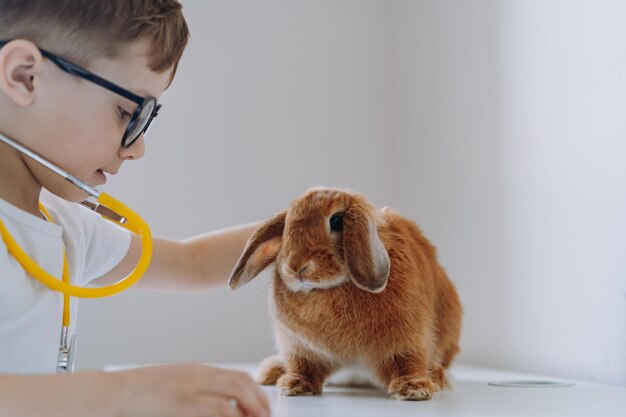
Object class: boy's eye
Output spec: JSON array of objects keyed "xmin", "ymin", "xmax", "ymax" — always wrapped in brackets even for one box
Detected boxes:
[{"xmin": 118, "ymin": 106, "xmax": 132, "ymax": 121}]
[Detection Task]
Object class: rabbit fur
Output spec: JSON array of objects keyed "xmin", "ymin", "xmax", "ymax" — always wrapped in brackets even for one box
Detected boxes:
[{"xmin": 228, "ymin": 187, "xmax": 462, "ymax": 401}]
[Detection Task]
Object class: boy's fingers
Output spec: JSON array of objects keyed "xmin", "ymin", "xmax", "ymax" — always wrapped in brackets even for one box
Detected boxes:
[
  {"xmin": 197, "ymin": 397, "xmax": 245, "ymax": 417},
  {"xmin": 226, "ymin": 371, "xmax": 270, "ymax": 417},
  {"xmin": 204, "ymin": 370, "xmax": 270, "ymax": 417},
  {"xmin": 245, "ymin": 372, "xmax": 270, "ymax": 411}
]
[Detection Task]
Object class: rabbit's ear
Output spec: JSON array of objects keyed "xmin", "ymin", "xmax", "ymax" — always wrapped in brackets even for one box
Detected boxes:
[
  {"xmin": 343, "ymin": 203, "xmax": 390, "ymax": 293},
  {"xmin": 228, "ymin": 211, "xmax": 287, "ymax": 290}
]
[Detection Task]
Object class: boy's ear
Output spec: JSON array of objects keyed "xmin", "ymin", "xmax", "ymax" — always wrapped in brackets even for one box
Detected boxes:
[{"xmin": 0, "ymin": 40, "xmax": 43, "ymax": 106}]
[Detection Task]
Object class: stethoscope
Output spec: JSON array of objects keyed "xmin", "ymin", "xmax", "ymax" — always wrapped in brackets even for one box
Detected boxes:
[{"xmin": 0, "ymin": 131, "xmax": 153, "ymax": 373}]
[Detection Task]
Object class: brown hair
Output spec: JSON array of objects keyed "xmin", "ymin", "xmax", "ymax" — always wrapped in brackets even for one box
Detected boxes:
[{"xmin": 0, "ymin": 0, "xmax": 190, "ymax": 86}]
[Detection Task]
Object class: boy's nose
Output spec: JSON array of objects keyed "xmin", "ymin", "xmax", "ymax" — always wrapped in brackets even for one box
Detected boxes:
[{"xmin": 118, "ymin": 134, "xmax": 146, "ymax": 160}]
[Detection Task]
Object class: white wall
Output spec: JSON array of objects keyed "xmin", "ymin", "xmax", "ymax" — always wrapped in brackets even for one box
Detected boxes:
[
  {"xmin": 78, "ymin": 0, "xmax": 626, "ymax": 387},
  {"xmin": 497, "ymin": 0, "xmax": 626, "ymax": 386},
  {"xmin": 392, "ymin": 0, "xmax": 626, "ymax": 386}
]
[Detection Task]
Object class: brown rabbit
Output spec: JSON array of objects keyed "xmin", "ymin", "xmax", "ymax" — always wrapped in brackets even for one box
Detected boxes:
[{"xmin": 228, "ymin": 187, "xmax": 462, "ymax": 400}]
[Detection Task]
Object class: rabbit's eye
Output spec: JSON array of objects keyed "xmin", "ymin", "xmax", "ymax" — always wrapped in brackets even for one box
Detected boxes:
[{"xmin": 329, "ymin": 214, "xmax": 343, "ymax": 232}]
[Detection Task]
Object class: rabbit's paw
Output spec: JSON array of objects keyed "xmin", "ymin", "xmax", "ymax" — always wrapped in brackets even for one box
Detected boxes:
[
  {"xmin": 430, "ymin": 364, "xmax": 449, "ymax": 391},
  {"xmin": 388, "ymin": 375, "xmax": 435, "ymax": 401},
  {"xmin": 257, "ymin": 355, "xmax": 285, "ymax": 385},
  {"xmin": 277, "ymin": 373, "xmax": 322, "ymax": 396}
]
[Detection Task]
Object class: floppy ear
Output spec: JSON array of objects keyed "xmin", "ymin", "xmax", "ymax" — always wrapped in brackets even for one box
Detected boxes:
[
  {"xmin": 343, "ymin": 202, "xmax": 390, "ymax": 293},
  {"xmin": 228, "ymin": 210, "xmax": 287, "ymax": 290}
]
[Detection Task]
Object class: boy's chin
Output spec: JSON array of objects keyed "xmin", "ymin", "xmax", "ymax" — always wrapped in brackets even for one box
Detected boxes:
[
  {"xmin": 63, "ymin": 188, "xmax": 91, "ymax": 203},
  {"xmin": 44, "ymin": 182, "xmax": 91, "ymax": 203}
]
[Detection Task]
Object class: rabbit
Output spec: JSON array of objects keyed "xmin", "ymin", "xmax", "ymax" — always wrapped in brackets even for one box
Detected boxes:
[{"xmin": 228, "ymin": 187, "xmax": 462, "ymax": 401}]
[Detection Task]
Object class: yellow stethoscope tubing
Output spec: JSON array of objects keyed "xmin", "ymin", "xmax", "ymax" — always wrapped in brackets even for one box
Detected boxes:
[
  {"xmin": 0, "ymin": 193, "xmax": 152, "ymax": 300},
  {"xmin": 36, "ymin": 204, "xmax": 71, "ymax": 327},
  {"xmin": 0, "ymin": 131, "xmax": 153, "ymax": 303}
]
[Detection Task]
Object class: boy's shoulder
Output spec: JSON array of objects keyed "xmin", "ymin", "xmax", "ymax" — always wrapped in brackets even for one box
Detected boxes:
[{"xmin": 0, "ymin": 191, "xmax": 131, "ymax": 284}]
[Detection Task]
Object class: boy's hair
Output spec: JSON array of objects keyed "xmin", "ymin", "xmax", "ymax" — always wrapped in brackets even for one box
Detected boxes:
[{"xmin": 0, "ymin": 0, "xmax": 190, "ymax": 86}]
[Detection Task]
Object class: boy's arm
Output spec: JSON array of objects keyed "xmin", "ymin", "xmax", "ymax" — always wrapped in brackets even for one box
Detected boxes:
[
  {"xmin": 92, "ymin": 221, "xmax": 262, "ymax": 291},
  {"xmin": 0, "ymin": 371, "xmax": 117, "ymax": 417},
  {"xmin": 0, "ymin": 365, "xmax": 270, "ymax": 417}
]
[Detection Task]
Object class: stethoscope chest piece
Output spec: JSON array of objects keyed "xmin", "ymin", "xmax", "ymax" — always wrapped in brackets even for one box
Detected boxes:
[{"xmin": 57, "ymin": 332, "xmax": 77, "ymax": 374}]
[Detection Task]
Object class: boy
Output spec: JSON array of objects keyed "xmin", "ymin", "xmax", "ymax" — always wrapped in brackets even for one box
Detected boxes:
[{"xmin": 0, "ymin": 1, "xmax": 270, "ymax": 416}]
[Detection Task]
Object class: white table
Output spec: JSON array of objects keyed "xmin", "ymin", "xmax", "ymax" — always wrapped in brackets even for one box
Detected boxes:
[{"xmin": 108, "ymin": 363, "xmax": 626, "ymax": 417}]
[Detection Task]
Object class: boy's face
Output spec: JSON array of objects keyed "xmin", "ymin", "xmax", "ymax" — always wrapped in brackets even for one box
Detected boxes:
[{"xmin": 3, "ymin": 40, "xmax": 172, "ymax": 202}]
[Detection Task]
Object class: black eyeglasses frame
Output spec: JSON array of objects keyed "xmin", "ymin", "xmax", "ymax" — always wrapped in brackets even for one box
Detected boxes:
[{"xmin": 0, "ymin": 39, "xmax": 161, "ymax": 148}]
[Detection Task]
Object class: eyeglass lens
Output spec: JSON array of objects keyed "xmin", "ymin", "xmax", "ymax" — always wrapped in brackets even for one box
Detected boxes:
[{"xmin": 123, "ymin": 100, "xmax": 156, "ymax": 147}]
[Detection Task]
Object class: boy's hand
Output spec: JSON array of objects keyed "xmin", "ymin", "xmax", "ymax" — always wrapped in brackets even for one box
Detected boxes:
[{"xmin": 113, "ymin": 364, "xmax": 271, "ymax": 417}]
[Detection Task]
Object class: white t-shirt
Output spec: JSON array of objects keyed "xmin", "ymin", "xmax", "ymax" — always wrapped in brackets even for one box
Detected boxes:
[{"xmin": 0, "ymin": 191, "xmax": 131, "ymax": 374}]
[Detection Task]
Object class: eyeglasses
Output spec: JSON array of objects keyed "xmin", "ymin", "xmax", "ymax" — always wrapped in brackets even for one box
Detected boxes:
[{"xmin": 0, "ymin": 40, "xmax": 161, "ymax": 149}]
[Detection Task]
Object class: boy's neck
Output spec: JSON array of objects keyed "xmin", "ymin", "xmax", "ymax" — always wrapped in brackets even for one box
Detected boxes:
[{"xmin": 0, "ymin": 140, "xmax": 43, "ymax": 217}]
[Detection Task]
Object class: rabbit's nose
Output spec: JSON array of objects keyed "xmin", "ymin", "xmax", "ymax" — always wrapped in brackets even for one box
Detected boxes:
[
  {"xmin": 298, "ymin": 264, "xmax": 309, "ymax": 277},
  {"xmin": 286, "ymin": 259, "xmax": 314, "ymax": 279},
  {"xmin": 297, "ymin": 261, "xmax": 316, "ymax": 278}
]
